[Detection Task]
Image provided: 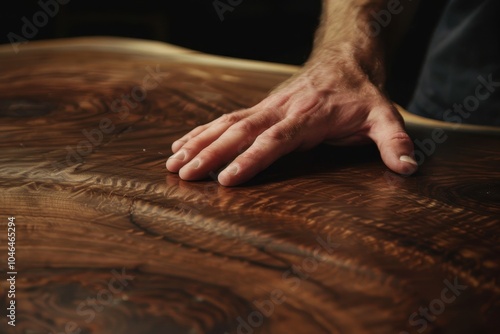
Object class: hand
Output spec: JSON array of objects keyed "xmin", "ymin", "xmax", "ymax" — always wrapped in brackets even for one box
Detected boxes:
[{"xmin": 166, "ymin": 60, "xmax": 418, "ymax": 186}]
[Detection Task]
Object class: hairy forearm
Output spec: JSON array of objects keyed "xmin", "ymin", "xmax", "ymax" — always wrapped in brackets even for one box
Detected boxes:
[{"xmin": 307, "ymin": 0, "xmax": 420, "ymax": 87}]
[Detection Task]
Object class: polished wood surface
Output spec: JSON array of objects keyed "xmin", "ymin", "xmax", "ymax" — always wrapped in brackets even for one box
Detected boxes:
[{"xmin": 0, "ymin": 37, "xmax": 499, "ymax": 334}]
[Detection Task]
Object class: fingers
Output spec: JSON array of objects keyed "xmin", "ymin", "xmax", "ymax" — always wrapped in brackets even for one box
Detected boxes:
[
  {"xmin": 166, "ymin": 112, "xmax": 247, "ymax": 173},
  {"xmin": 218, "ymin": 118, "xmax": 303, "ymax": 186},
  {"xmin": 170, "ymin": 110, "xmax": 252, "ymax": 154},
  {"xmin": 167, "ymin": 122, "xmax": 228, "ymax": 172},
  {"xmin": 368, "ymin": 106, "xmax": 418, "ymax": 176},
  {"xmin": 172, "ymin": 112, "xmax": 278, "ymax": 181},
  {"xmin": 171, "ymin": 116, "xmax": 227, "ymax": 154},
  {"xmin": 171, "ymin": 124, "xmax": 208, "ymax": 153}
]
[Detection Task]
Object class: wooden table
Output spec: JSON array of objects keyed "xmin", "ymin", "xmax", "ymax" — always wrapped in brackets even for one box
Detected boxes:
[{"xmin": 0, "ymin": 37, "xmax": 499, "ymax": 334}]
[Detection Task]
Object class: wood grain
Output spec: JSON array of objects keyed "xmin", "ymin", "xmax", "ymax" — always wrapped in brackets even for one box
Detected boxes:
[{"xmin": 0, "ymin": 37, "xmax": 499, "ymax": 334}]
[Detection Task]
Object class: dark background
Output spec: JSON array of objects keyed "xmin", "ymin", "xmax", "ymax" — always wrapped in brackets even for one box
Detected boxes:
[{"xmin": 1, "ymin": 0, "xmax": 448, "ymax": 106}]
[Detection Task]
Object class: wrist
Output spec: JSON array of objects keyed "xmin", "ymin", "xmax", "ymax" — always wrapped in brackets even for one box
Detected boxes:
[
  {"xmin": 307, "ymin": 0, "xmax": 389, "ymax": 89},
  {"xmin": 303, "ymin": 42, "xmax": 387, "ymax": 91}
]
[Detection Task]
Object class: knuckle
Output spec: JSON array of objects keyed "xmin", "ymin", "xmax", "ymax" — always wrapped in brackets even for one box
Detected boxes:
[
  {"xmin": 388, "ymin": 131, "xmax": 413, "ymax": 147},
  {"xmin": 264, "ymin": 127, "xmax": 288, "ymax": 142},
  {"xmin": 264, "ymin": 122, "xmax": 302, "ymax": 142},
  {"xmin": 231, "ymin": 118, "xmax": 258, "ymax": 134},
  {"xmin": 219, "ymin": 112, "xmax": 242, "ymax": 125},
  {"xmin": 236, "ymin": 139, "xmax": 253, "ymax": 154},
  {"xmin": 180, "ymin": 139, "xmax": 206, "ymax": 155},
  {"xmin": 390, "ymin": 131, "xmax": 411, "ymax": 141},
  {"xmin": 180, "ymin": 144, "xmax": 197, "ymax": 155},
  {"xmin": 238, "ymin": 148, "xmax": 265, "ymax": 171}
]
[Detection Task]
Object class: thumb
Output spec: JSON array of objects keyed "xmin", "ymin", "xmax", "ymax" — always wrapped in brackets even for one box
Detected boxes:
[{"xmin": 369, "ymin": 106, "xmax": 418, "ymax": 176}]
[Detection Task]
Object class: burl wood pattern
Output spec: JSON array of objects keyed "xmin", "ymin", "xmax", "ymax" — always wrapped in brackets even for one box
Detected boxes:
[{"xmin": 0, "ymin": 37, "xmax": 499, "ymax": 334}]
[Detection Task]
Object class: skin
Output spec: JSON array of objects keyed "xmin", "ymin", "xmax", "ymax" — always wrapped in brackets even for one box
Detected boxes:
[{"xmin": 167, "ymin": 0, "xmax": 420, "ymax": 186}]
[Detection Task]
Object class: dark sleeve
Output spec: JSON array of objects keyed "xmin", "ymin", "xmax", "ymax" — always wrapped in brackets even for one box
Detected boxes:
[{"xmin": 407, "ymin": 0, "xmax": 500, "ymax": 126}]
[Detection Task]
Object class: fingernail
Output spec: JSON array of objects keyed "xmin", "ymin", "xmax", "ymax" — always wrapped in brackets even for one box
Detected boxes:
[
  {"xmin": 168, "ymin": 151, "xmax": 185, "ymax": 161},
  {"xmin": 224, "ymin": 164, "xmax": 238, "ymax": 176},
  {"xmin": 400, "ymin": 155, "xmax": 418, "ymax": 166},
  {"xmin": 189, "ymin": 159, "xmax": 200, "ymax": 169}
]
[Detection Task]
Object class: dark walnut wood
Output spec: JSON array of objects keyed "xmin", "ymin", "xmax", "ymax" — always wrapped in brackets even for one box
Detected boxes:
[{"xmin": 0, "ymin": 37, "xmax": 499, "ymax": 334}]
